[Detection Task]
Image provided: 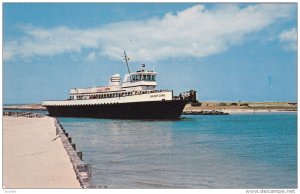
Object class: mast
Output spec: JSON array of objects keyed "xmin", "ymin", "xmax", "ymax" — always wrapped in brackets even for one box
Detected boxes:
[{"xmin": 123, "ymin": 51, "xmax": 131, "ymax": 74}]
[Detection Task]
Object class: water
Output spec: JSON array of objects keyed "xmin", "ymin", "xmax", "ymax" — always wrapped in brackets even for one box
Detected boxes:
[{"xmin": 59, "ymin": 113, "xmax": 297, "ymax": 189}]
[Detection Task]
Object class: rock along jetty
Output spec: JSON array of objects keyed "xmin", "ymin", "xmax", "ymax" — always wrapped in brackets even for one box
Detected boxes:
[{"xmin": 182, "ymin": 110, "xmax": 229, "ymax": 115}]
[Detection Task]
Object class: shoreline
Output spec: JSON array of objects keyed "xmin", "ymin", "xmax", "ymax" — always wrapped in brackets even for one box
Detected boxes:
[
  {"xmin": 3, "ymin": 114, "xmax": 81, "ymax": 188},
  {"xmin": 3, "ymin": 104, "xmax": 46, "ymax": 110},
  {"xmin": 184, "ymin": 101, "xmax": 297, "ymax": 115},
  {"xmin": 182, "ymin": 109, "xmax": 296, "ymax": 115}
]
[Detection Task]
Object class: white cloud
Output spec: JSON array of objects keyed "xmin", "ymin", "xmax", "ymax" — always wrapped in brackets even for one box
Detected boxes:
[
  {"xmin": 279, "ymin": 28, "xmax": 297, "ymax": 51},
  {"xmin": 86, "ymin": 51, "xmax": 97, "ymax": 62},
  {"xmin": 3, "ymin": 4, "xmax": 295, "ymax": 62}
]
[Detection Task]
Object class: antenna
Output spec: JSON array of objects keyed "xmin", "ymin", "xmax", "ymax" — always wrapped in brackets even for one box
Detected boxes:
[{"xmin": 123, "ymin": 51, "xmax": 131, "ymax": 74}]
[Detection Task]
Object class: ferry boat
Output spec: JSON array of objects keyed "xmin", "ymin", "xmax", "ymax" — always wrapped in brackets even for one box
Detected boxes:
[{"xmin": 42, "ymin": 52, "xmax": 196, "ymax": 119}]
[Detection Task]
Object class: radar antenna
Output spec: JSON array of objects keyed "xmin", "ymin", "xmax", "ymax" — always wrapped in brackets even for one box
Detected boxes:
[{"xmin": 123, "ymin": 51, "xmax": 131, "ymax": 74}]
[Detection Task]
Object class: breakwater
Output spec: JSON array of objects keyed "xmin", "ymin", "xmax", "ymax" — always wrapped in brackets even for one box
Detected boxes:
[
  {"xmin": 3, "ymin": 113, "xmax": 80, "ymax": 188},
  {"xmin": 54, "ymin": 119, "xmax": 95, "ymax": 188},
  {"xmin": 3, "ymin": 111, "xmax": 45, "ymax": 118},
  {"xmin": 3, "ymin": 111, "xmax": 95, "ymax": 188}
]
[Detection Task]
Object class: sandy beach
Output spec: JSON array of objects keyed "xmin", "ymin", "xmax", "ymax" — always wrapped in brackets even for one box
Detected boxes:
[{"xmin": 3, "ymin": 116, "xmax": 81, "ymax": 188}]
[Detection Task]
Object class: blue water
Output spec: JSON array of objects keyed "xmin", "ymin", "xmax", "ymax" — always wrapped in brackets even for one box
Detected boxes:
[{"xmin": 58, "ymin": 113, "xmax": 297, "ymax": 188}]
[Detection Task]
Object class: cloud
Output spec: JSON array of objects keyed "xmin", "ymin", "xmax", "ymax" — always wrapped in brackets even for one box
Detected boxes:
[
  {"xmin": 86, "ymin": 51, "xmax": 97, "ymax": 62},
  {"xmin": 279, "ymin": 28, "xmax": 297, "ymax": 51},
  {"xmin": 4, "ymin": 4, "xmax": 295, "ymax": 62}
]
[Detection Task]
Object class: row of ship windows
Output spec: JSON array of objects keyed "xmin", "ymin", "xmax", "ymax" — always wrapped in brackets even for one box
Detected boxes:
[
  {"xmin": 70, "ymin": 90, "xmax": 153, "ymax": 100},
  {"xmin": 130, "ymin": 74, "xmax": 156, "ymax": 81}
]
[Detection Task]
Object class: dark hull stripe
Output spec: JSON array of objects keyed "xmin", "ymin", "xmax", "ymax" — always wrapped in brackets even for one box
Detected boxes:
[{"xmin": 45, "ymin": 100, "xmax": 187, "ymax": 119}]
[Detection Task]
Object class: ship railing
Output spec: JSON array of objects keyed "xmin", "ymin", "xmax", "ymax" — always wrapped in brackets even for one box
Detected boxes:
[{"xmin": 69, "ymin": 89, "xmax": 173, "ymax": 100}]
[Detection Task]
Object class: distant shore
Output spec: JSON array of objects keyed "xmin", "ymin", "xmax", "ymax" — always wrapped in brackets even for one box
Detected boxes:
[
  {"xmin": 3, "ymin": 101, "xmax": 297, "ymax": 114},
  {"xmin": 184, "ymin": 101, "xmax": 297, "ymax": 114},
  {"xmin": 3, "ymin": 104, "xmax": 46, "ymax": 110}
]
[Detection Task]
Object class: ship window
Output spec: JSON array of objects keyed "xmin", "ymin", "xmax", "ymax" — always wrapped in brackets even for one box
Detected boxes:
[
  {"xmin": 142, "ymin": 75, "xmax": 147, "ymax": 80},
  {"xmin": 136, "ymin": 75, "xmax": 141, "ymax": 81},
  {"xmin": 146, "ymin": 75, "xmax": 151, "ymax": 81},
  {"xmin": 152, "ymin": 75, "xmax": 156, "ymax": 81},
  {"xmin": 131, "ymin": 75, "xmax": 137, "ymax": 81}
]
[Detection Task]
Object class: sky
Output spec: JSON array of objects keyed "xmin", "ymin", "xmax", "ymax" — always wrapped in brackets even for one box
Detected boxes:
[{"xmin": 3, "ymin": 3, "xmax": 298, "ymax": 104}]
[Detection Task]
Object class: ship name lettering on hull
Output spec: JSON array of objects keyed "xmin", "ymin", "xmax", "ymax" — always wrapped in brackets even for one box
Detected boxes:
[{"xmin": 150, "ymin": 94, "xmax": 165, "ymax": 98}]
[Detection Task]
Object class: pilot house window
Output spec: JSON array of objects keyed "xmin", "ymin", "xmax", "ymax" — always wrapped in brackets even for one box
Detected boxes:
[{"xmin": 131, "ymin": 74, "xmax": 156, "ymax": 81}]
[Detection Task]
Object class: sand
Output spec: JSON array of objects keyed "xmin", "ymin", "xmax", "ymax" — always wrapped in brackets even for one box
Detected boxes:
[{"xmin": 3, "ymin": 116, "xmax": 81, "ymax": 188}]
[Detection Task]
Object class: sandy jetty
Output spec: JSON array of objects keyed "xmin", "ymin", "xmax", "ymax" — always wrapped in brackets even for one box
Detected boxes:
[{"xmin": 3, "ymin": 116, "xmax": 81, "ymax": 188}]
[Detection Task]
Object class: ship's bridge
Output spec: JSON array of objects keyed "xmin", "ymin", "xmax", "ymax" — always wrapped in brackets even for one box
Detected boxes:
[{"xmin": 121, "ymin": 69, "xmax": 157, "ymax": 91}]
